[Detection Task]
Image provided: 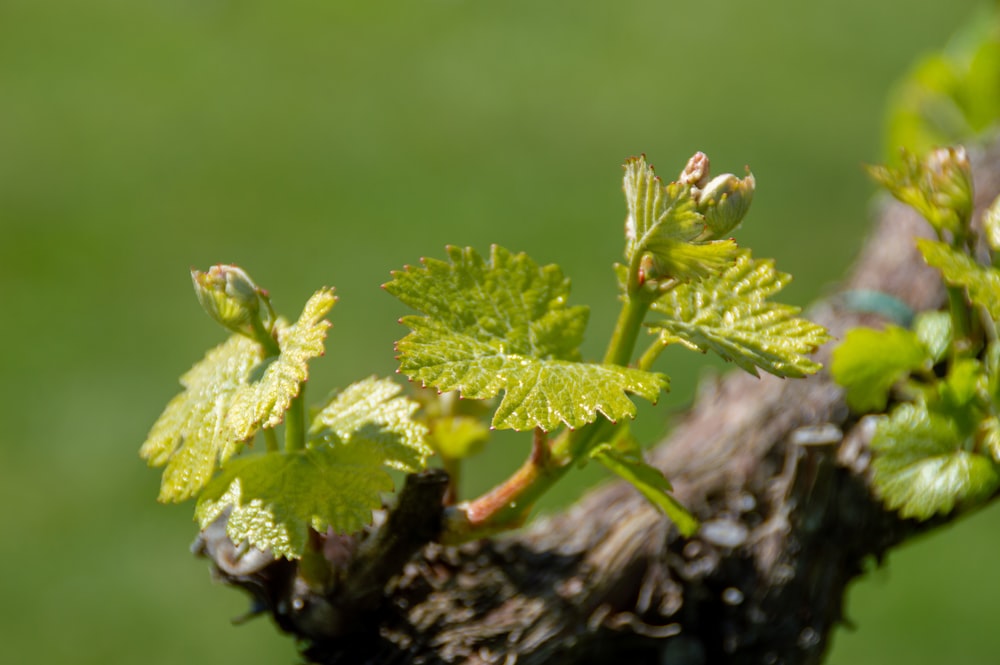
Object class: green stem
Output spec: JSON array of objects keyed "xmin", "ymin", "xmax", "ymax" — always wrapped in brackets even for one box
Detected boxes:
[
  {"xmin": 637, "ymin": 338, "xmax": 668, "ymax": 371},
  {"xmin": 263, "ymin": 428, "xmax": 279, "ymax": 453},
  {"xmin": 603, "ymin": 294, "xmax": 653, "ymax": 366},
  {"xmin": 285, "ymin": 388, "xmax": 306, "ymax": 452},
  {"xmin": 248, "ymin": 313, "xmax": 281, "ymax": 357},
  {"xmin": 443, "ymin": 256, "xmax": 662, "ymax": 543},
  {"xmin": 947, "ymin": 284, "xmax": 974, "ymax": 358}
]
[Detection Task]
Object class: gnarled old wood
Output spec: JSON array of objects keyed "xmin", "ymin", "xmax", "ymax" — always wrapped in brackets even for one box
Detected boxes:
[{"xmin": 196, "ymin": 140, "xmax": 1000, "ymax": 665}]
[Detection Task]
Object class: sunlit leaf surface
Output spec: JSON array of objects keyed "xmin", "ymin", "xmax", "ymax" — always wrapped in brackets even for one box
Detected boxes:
[
  {"xmin": 140, "ymin": 335, "xmax": 262, "ymax": 501},
  {"xmin": 385, "ymin": 245, "xmax": 667, "ymax": 430},
  {"xmin": 227, "ymin": 288, "xmax": 336, "ymax": 440},
  {"xmin": 649, "ymin": 251, "xmax": 829, "ymax": 378},
  {"xmin": 872, "ymin": 403, "xmax": 1000, "ymax": 519}
]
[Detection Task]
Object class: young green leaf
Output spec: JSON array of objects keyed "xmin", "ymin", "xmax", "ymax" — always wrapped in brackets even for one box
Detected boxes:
[
  {"xmin": 867, "ymin": 147, "xmax": 972, "ymax": 234},
  {"xmin": 647, "ymin": 251, "xmax": 829, "ymax": 378},
  {"xmin": 871, "ymin": 403, "xmax": 1000, "ymax": 519},
  {"xmin": 310, "ymin": 375, "xmax": 432, "ymax": 473},
  {"xmin": 916, "ymin": 238, "xmax": 1000, "ymax": 320},
  {"xmin": 141, "ymin": 335, "xmax": 263, "ymax": 502},
  {"xmin": 227, "ymin": 288, "xmax": 336, "ymax": 441},
  {"xmin": 913, "ymin": 310, "xmax": 953, "ymax": 364},
  {"xmin": 590, "ymin": 443, "xmax": 698, "ymax": 536},
  {"xmin": 196, "ymin": 443, "xmax": 393, "ymax": 559},
  {"xmin": 831, "ymin": 325, "xmax": 931, "ymax": 412},
  {"xmin": 623, "ymin": 155, "xmax": 739, "ymax": 281},
  {"xmin": 385, "ymin": 245, "xmax": 668, "ymax": 431}
]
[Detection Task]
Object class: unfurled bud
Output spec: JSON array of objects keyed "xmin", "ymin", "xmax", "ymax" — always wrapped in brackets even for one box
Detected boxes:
[
  {"xmin": 694, "ymin": 169, "xmax": 755, "ymax": 240},
  {"xmin": 192, "ymin": 264, "xmax": 263, "ymax": 333}
]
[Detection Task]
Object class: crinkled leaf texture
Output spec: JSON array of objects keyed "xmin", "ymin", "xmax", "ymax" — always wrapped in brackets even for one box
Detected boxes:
[
  {"xmin": 310, "ymin": 375, "xmax": 432, "ymax": 473},
  {"xmin": 648, "ymin": 252, "xmax": 829, "ymax": 378},
  {"xmin": 198, "ymin": 376, "xmax": 430, "ymax": 559},
  {"xmin": 141, "ymin": 288, "xmax": 335, "ymax": 503},
  {"xmin": 623, "ymin": 155, "xmax": 738, "ymax": 280},
  {"xmin": 590, "ymin": 443, "xmax": 698, "ymax": 536},
  {"xmin": 831, "ymin": 325, "xmax": 930, "ymax": 413},
  {"xmin": 917, "ymin": 238, "xmax": 1000, "ymax": 320},
  {"xmin": 872, "ymin": 403, "xmax": 1000, "ymax": 520},
  {"xmin": 227, "ymin": 288, "xmax": 336, "ymax": 441},
  {"xmin": 385, "ymin": 245, "xmax": 667, "ymax": 431},
  {"xmin": 196, "ymin": 445, "xmax": 392, "ymax": 559},
  {"xmin": 140, "ymin": 335, "xmax": 262, "ymax": 502}
]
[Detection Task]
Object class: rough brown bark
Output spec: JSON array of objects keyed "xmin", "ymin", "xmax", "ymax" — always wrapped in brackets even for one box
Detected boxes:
[{"xmin": 196, "ymin": 142, "xmax": 1000, "ymax": 665}]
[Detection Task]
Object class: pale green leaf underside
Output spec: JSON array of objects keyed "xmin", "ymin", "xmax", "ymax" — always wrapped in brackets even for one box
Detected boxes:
[
  {"xmin": 872, "ymin": 403, "xmax": 1000, "ymax": 519},
  {"xmin": 227, "ymin": 288, "xmax": 335, "ymax": 441},
  {"xmin": 917, "ymin": 238, "xmax": 1000, "ymax": 320},
  {"xmin": 196, "ymin": 443, "xmax": 393, "ymax": 559},
  {"xmin": 591, "ymin": 444, "xmax": 698, "ymax": 536},
  {"xmin": 623, "ymin": 155, "xmax": 737, "ymax": 280},
  {"xmin": 140, "ymin": 335, "xmax": 262, "ymax": 502},
  {"xmin": 648, "ymin": 252, "xmax": 829, "ymax": 378},
  {"xmin": 386, "ymin": 245, "xmax": 667, "ymax": 430},
  {"xmin": 310, "ymin": 375, "xmax": 432, "ymax": 473},
  {"xmin": 831, "ymin": 325, "xmax": 930, "ymax": 413}
]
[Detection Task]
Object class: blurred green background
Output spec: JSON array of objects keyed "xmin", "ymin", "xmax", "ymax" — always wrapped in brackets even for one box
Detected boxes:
[{"xmin": 1, "ymin": 1, "xmax": 998, "ymax": 663}]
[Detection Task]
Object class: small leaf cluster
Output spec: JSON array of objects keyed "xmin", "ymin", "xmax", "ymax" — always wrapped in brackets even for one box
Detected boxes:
[
  {"xmin": 833, "ymin": 146, "xmax": 1000, "ymax": 520},
  {"xmin": 142, "ymin": 153, "xmax": 828, "ymax": 552},
  {"xmin": 141, "ymin": 267, "xmax": 431, "ymax": 559},
  {"xmin": 384, "ymin": 153, "xmax": 827, "ymax": 536}
]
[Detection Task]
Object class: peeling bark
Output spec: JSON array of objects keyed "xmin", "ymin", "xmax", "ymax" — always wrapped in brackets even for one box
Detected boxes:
[{"xmin": 195, "ymin": 141, "xmax": 1000, "ymax": 665}]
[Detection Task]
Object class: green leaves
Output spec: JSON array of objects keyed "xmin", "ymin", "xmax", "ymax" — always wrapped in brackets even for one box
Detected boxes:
[
  {"xmin": 917, "ymin": 238, "xmax": 1000, "ymax": 320},
  {"xmin": 622, "ymin": 155, "xmax": 741, "ymax": 281},
  {"xmin": 196, "ymin": 445, "xmax": 393, "ymax": 559},
  {"xmin": 590, "ymin": 442, "xmax": 698, "ymax": 536},
  {"xmin": 385, "ymin": 245, "xmax": 667, "ymax": 431},
  {"xmin": 141, "ymin": 335, "xmax": 262, "ymax": 501},
  {"xmin": 228, "ymin": 288, "xmax": 336, "ymax": 441},
  {"xmin": 836, "ymin": 144, "xmax": 1000, "ymax": 523},
  {"xmin": 831, "ymin": 325, "xmax": 931, "ymax": 412},
  {"xmin": 871, "ymin": 403, "xmax": 999, "ymax": 520},
  {"xmin": 310, "ymin": 375, "xmax": 432, "ymax": 474},
  {"xmin": 141, "ymin": 287, "xmax": 336, "ymax": 503},
  {"xmin": 648, "ymin": 252, "xmax": 830, "ymax": 378},
  {"xmin": 197, "ymin": 375, "xmax": 431, "ymax": 558}
]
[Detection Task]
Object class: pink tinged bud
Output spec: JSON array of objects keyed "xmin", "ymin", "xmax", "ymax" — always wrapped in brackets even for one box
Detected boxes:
[
  {"xmin": 679, "ymin": 152, "xmax": 711, "ymax": 188},
  {"xmin": 695, "ymin": 170, "xmax": 755, "ymax": 240},
  {"xmin": 191, "ymin": 264, "xmax": 262, "ymax": 332}
]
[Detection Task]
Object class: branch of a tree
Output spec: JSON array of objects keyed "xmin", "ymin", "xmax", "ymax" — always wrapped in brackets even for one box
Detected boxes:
[{"xmin": 196, "ymin": 141, "xmax": 1000, "ymax": 665}]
